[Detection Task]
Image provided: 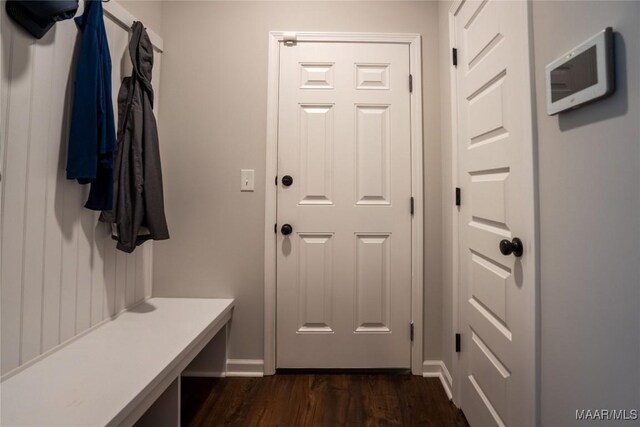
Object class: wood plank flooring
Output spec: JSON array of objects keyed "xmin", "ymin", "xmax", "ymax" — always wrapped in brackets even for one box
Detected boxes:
[{"xmin": 181, "ymin": 374, "xmax": 469, "ymax": 426}]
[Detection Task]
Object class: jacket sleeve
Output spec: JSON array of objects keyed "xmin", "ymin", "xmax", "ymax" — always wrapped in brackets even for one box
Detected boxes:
[{"xmin": 66, "ymin": 17, "xmax": 100, "ymax": 181}]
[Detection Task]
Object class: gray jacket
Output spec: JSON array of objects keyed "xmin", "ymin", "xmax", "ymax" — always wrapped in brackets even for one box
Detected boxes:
[{"xmin": 100, "ymin": 21, "xmax": 169, "ymax": 253}]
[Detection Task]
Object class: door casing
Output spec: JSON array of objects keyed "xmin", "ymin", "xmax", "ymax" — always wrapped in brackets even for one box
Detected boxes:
[
  {"xmin": 447, "ymin": 0, "xmax": 540, "ymax": 420},
  {"xmin": 264, "ymin": 32, "xmax": 424, "ymax": 375}
]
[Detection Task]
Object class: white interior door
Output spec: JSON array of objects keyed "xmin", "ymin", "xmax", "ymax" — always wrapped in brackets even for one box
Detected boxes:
[
  {"xmin": 454, "ymin": 1, "xmax": 537, "ymax": 425},
  {"xmin": 276, "ymin": 41, "xmax": 413, "ymax": 368}
]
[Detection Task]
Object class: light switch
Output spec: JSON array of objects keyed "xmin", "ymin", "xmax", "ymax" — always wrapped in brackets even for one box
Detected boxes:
[{"xmin": 240, "ymin": 169, "xmax": 255, "ymax": 192}]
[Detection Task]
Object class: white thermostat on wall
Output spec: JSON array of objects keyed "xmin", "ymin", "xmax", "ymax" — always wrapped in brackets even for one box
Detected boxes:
[{"xmin": 545, "ymin": 27, "xmax": 615, "ymax": 115}]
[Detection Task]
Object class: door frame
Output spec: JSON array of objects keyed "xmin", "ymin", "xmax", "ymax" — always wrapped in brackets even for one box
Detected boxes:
[
  {"xmin": 447, "ymin": 0, "xmax": 462, "ymax": 405},
  {"xmin": 447, "ymin": 0, "xmax": 540, "ymax": 420},
  {"xmin": 263, "ymin": 32, "xmax": 424, "ymax": 375}
]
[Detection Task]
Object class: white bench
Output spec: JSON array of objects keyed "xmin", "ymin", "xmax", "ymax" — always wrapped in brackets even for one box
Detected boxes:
[{"xmin": 1, "ymin": 297, "xmax": 234, "ymax": 426}]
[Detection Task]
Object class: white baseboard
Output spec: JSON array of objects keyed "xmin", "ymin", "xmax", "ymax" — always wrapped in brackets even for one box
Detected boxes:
[
  {"xmin": 182, "ymin": 359, "xmax": 264, "ymax": 378},
  {"xmin": 225, "ymin": 359, "xmax": 264, "ymax": 377},
  {"xmin": 423, "ymin": 360, "xmax": 453, "ymax": 400},
  {"xmin": 181, "ymin": 370, "xmax": 226, "ymax": 378}
]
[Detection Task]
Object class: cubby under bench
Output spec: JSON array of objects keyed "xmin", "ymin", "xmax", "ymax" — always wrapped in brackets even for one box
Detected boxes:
[{"xmin": 1, "ymin": 297, "xmax": 234, "ymax": 426}]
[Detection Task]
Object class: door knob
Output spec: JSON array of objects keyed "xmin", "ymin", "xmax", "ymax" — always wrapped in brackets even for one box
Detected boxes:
[
  {"xmin": 282, "ymin": 175, "xmax": 293, "ymax": 186},
  {"xmin": 281, "ymin": 224, "xmax": 293, "ymax": 235},
  {"xmin": 499, "ymin": 238, "xmax": 523, "ymax": 257}
]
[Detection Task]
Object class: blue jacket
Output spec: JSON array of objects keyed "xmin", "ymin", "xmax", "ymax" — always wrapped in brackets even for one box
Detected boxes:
[{"xmin": 66, "ymin": 0, "xmax": 116, "ymax": 211}]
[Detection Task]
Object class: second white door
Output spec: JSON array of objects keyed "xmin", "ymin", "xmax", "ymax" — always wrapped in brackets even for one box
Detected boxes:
[
  {"xmin": 276, "ymin": 41, "xmax": 413, "ymax": 368},
  {"xmin": 453, "ymin": 0, "xmax": 537, "ymax": 425}
]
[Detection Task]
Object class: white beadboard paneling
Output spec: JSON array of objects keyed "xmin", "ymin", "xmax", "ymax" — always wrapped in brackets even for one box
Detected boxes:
[
  {"xmin": 135, "ymin": 248, "xmax": 145, "ymax": 302},
  {"xmin": 0, "ymin": 3, "xmax": 9, "ymax": 255},
  {"xmin": 76, "ymin": 207, "xmax": 95, "ymax": 333},
  {"xmin": 0, "ymin": 0, "xmax": 9, "ymax": 172},
  {"xmin": 152, "ymin": 51, "xmax": 162, "ymax": 116},
  {"xmin": 59, "ymin": 183, "xmax": 82, "ymax": 343},
  {"xmin": 91, "ymin": 216, "xmax": 107, "ymax": 327},
  {"xmin": 41, "ymin": 17, "xmax": 76, "ymax": 353},
  {"xmin": 1, "ymin": 28, "xmax": 35, "ymax": 374},
  {"xmin": 115, "ymin": 250, "xmax": 127, "ymax": 313},
  {"xmin": 20, "ymin": 38, "xmax": 56, "ymax": 364},
  {"xmin": 103, "ymin": 240, "xmax": 118, "ymax": 318},
  {"xmin": 0, "ymin": 2, "xmax": 162, "ymax": 377},
  {"xmin": 125, "ymin": 251, "xmax": 137, "ymax": 307},
  {"xmin": 144, "ymin": 243, "xmax": 153, "ymax": 299},
  {"xmin": 0, "ymin": 5, "xmax": 9, "ymax": 363}
]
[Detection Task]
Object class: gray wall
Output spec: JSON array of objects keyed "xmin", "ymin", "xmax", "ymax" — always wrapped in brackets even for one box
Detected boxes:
[
  {"xmin": 532, "ymin": 1, "xmax": 640, "ymax": 425},
  {"xmin": 154, "ymin": 1, "xmax": 443, "ymax": 364},
  {"xmin": 119, "ymin": 1, "xmax": 163, "ymax": 36}
]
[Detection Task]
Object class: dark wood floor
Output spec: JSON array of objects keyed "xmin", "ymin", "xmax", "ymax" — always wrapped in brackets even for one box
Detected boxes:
[{"xmin": 181, "ymin": 374, "xmax": 469, "ymax": 426}]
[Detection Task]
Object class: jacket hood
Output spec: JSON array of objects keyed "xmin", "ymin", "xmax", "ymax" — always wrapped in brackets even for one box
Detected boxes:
[{"xmin": 129, "ymin": 21, "xmax": 154, "ymax": 106}]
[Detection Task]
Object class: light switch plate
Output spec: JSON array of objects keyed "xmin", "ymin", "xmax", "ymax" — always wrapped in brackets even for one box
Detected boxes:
[{"xmin": 240, "ymin": 169, "xmax": 255, "ymax": 192}]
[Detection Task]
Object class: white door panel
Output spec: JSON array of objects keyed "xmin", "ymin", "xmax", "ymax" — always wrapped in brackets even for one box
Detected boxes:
[
  {"xmin": 276, "ymin": 42, "xmax": 412, "ymax": 368},
  {"xmin": 455, "ymin": 1, "xmax": 536, "ymax": 426}
]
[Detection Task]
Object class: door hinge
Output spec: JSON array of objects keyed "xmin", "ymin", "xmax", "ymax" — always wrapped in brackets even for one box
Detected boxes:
[
  {"xmin": 452, "ymin": 48, "xmax": 458, "ymax": 67},
  {"xmin": 410, "ymin": 197, "xmax": 414, "ymax": 215},
  {"xmin": 455, "ymin": 333, "xmax": 461, "ymax": 353},
  {"xmin": 274, "ymin": 223, "xmax": 277, "ymax": 234},
  {"xmin": 410, "ymin": 322, "xmax": 415, "ymax": 342},
  {"xmin": 275, "ymin": 176, "xmax": 278, "ymax": 185},
  {"xmin": 455, "ymin": 187, "xmax": 461, "ymax": 206},
  {"xmin": 409, "ymin": 74, "xmax": 413, "ymax": 93},
  {"xmin": 283, "ymin": 32, "xmax": 297, "ymax": 46}
]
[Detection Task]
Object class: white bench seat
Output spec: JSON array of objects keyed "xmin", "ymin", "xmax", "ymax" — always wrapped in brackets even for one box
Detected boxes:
[{"xmin": 1, "ymin": 297, "xmax": 234, "ymax": 427}]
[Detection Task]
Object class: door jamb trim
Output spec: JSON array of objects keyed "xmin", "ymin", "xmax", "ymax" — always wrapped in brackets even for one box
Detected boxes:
[
  {"xmin": 448, "ymin": 0, "xmax": 463, "ymax": 405},
  {"xmin": 263, "ymin": 31, "xmax": 424, "ymax": 375}
]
